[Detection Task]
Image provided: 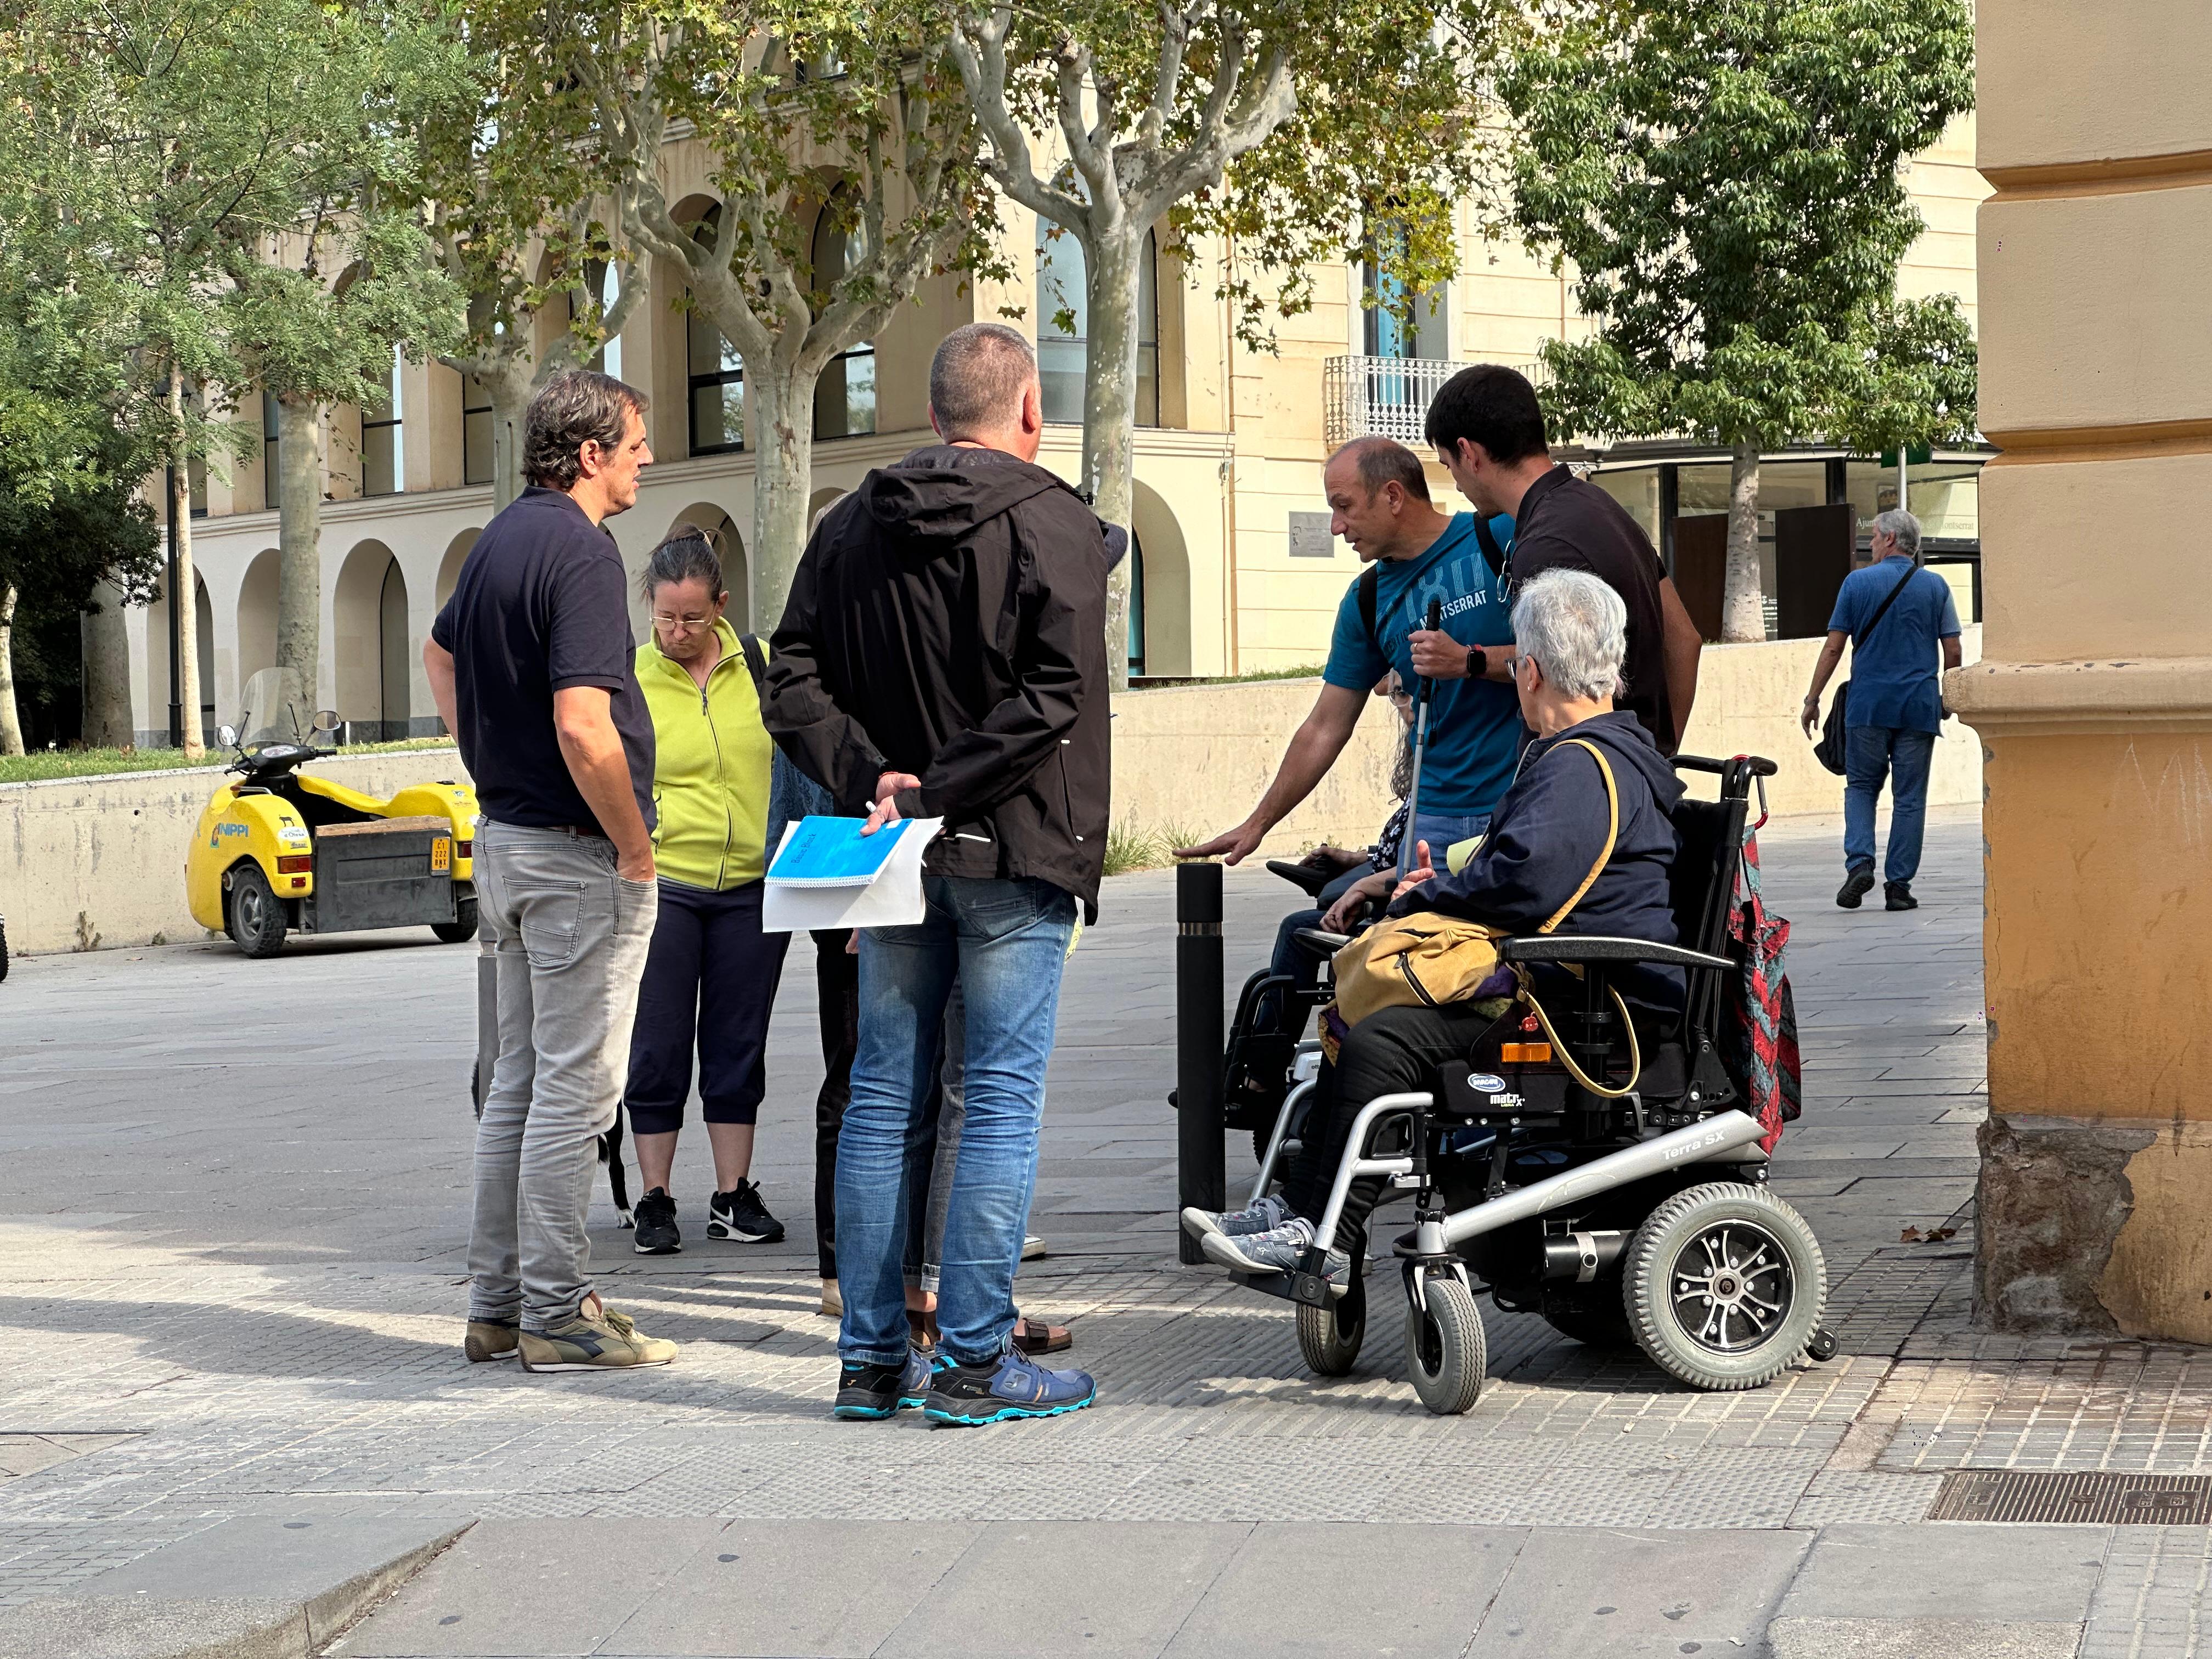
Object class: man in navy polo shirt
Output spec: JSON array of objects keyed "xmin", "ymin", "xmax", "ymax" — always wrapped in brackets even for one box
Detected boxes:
[
  {"xmin": 1178, "ymin": 437, "xmax": 1522, "ymax": 877},
  {"xmin": 1801, "ymin": 509, "xmax": 1963, "ymax": 912}
]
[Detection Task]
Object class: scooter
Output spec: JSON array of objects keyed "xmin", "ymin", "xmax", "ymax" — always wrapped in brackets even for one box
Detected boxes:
[{"xmin": 185, "ymin": 667, "xmax": 481, "ymax": 958}]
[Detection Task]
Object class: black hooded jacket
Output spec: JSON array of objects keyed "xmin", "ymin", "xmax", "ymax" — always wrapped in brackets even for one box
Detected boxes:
[
  {"xmin": 1392, "ymin": 709, "xmax": 1688, "ymax": 1012},
  {"xmin": 760, "ymin": 444, "xmax": 1111, "ymax": 918}
]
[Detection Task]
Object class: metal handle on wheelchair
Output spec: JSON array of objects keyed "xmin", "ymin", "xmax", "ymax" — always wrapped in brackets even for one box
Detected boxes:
[{"xmin": 1398, "ymin": 597, "xmax": 1444, "ymax": 879}]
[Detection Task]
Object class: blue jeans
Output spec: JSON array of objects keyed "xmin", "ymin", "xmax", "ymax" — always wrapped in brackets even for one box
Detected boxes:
[
  {"xmin": 1844, "ymin": 725, "xmax": 1938, "ymax": 884},
  {"xmin": 1402, "ymin": 811, "xmax": 1492, "ymax": 877},
  {"xmin": 838, "ymin": 876, "xmax": 1077, "ymax": 1368}
]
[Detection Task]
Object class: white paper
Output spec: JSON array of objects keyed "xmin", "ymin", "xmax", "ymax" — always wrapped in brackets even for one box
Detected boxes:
[{"xmin": 761, "ymin": 816, "xmax": 942, "ymax": 933}]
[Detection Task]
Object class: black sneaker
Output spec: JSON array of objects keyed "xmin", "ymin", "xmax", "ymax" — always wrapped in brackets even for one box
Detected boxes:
[
  {"xmin": 1836, "ymin": 868, "xmax": 1876, "ymax": 909},
  {"xmin": 1884, "ymin": 881, "xmax": 1918, "ymax": 911},
  {"xmin": 923, "ymin": 1351, "xmax": 1097, "ymax": 1427},
  {"xmin": 631, "ymin": 1188, "xmax": 681, "ymax": 1255},
  {"xmin": 708, "ymin": 1180, "xmax": 785, "ymax": 1243},
  {"xmin": 832, "ymin": 1344, "xmax": 935, "ymax": 1420}
]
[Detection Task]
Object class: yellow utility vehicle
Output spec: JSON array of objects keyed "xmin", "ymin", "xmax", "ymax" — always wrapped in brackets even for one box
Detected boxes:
[{"xmin": 187, "ymin": 668, "xmax": 479, "ymax": 958}]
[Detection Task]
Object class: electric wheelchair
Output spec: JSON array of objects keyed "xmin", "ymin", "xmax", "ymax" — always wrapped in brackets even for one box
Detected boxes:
[{"xmin": 1210, "ymin": 754, "xmax": 1833, "ymax": 1415}]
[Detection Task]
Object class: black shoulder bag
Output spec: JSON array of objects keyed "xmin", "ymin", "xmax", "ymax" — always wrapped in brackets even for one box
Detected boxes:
[{"xmin": 1815, "ymin": 565, "xmax": 1917, "ymax": 775}]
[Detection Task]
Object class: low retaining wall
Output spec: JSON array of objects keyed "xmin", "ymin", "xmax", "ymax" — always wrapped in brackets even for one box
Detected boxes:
[{"xmin": 3, "ymin": 630, "xmax": 1982, "ymax": 956}]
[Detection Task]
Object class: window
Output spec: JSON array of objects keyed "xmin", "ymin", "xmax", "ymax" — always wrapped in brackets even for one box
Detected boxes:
[
  {"xmin": 262, "ymin": 391, "xmax": 281, "ymax": 506},
  {"xmin": 1362, "ymin": 256, "xmax": 1448, "ymax": 360},
  {"xmin": 362, "ymin": 348, "xmax": 403, "ymax": 497},
  {"xmin": 1036, "ymin": 222, "xmax": 1158, "ymax": 427},
  {"xmin": 462, "ymin": 374, "xmax": 493, "ymax": 486},
  {"xmin": 687, "ymin": 208, "xmax": 745, "ymax": 456},
  {"xmin": 586, "ymin": 261, "xmax": 622, "ymax": 382},
  {"xmin": 811, "ymin": 198, "xmax": 876, "ymax": 440}
]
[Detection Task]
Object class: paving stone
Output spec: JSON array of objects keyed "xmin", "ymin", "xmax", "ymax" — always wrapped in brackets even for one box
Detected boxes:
[
  {"xmin": 1775, "ymin": 1523, "xmax": 2109, "ymax": 1622},
  {"xmin": 1767, "ymin": 1616, "xmax": 2084, "ymax": 1658},
  {"xmin": 1464, "ymin": 1526, "xmax": 1810, "ymax": 1657},
  {"xmin": 1161, "ymin": 1523, "xmax": 1525, "ymax": 1658}
]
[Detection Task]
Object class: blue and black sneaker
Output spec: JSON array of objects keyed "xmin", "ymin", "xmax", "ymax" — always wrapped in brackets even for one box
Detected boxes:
[
  {"xmin": 832, "ymin": 1343, "xmax": 936, "ymax": 1420},
  {"xmin": 923, "ymin": 1350, "xmax": 1097, "ymax": 1427}
]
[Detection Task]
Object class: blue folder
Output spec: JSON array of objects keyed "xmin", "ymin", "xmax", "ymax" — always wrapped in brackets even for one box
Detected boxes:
[{"xmin": 766, "ymin": 815, "xmax": 913, "ymax": 887}]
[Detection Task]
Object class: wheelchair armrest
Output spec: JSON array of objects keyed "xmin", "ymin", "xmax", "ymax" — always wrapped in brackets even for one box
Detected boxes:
[
  {"xmin": 1266, "ymin": 858, "xmax": 1333, "ymax": 898},
  {"xmin": 1292, "ymin": 928, "xmax": 1351, "ymax": 961},
  {"xmin": 1495, "ymin": 935, "xmax": 1735, "ymax": 973}
]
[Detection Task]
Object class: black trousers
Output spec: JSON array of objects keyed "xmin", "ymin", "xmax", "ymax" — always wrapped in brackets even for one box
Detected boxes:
[
  {"xmin": 810, "ymin": 928, "xmax": 952, "ymax": 1283},
  {"xmin": 624, "ymin": 880, "xmax": 791, "ymax": 1136},
  {"xmin": 1280, "ymin": 1001, "xmax": 1500, "ymax": 1248}
]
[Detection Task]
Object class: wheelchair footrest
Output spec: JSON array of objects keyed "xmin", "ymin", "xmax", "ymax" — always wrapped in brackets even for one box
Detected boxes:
[
  {"xmin": 1228, "ymin": 1269, "xmax": 1299, "ymax": 1305},
  {"xmin": 1229, "ymin": 1268, "xmax": 1341, "ymax": 1308}
]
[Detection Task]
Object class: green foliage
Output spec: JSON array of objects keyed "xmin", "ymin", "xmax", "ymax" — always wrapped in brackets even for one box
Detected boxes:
[
  {"xmin": 1502, "ymin": 0, "xmax": 1978, "ymax": 453},
  {"xmin": 0, "ymin": 734, "xmax": 452, "ymax": 785}
]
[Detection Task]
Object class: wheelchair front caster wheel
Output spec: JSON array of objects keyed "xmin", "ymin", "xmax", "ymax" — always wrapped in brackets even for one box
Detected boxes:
[
  {"xmin": 1806, "ymin": 1326, "xmax": 1839, "ymax": 1363},
  {"xmin": 1297, "ymin": 1266, "xmax": 1366, "ymax": 1377},
  {"xmin": 1404, "ymin": 1277, "xmax": 1486, "ymax": 1415}
]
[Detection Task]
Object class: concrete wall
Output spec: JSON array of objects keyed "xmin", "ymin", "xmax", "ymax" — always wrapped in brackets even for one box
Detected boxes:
[{"xmin": 6, "ymin": 634, "xmax": 1984, "ymax": 958}]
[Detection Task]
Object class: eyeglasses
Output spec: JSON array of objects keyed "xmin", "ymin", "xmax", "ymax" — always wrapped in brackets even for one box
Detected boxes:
[{"xmin": 652, "ymin": 614, "xmax": 715, "ymax": 631}]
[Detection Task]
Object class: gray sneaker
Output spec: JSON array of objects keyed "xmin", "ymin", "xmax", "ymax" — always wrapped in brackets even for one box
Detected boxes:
[
  {"xmin": 1200, "ymin": 1216, "xmax": 1350, "ymax": 1292},
  {"xmin": 1181, "ymin": 1192, "xmax": 1293, "ymax": 1242}
]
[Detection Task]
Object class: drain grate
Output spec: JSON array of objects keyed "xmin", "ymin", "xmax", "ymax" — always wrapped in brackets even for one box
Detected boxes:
[{"xmin": 1928, "ymin": 1470, "xmax": 2212, "ymax": 1525}]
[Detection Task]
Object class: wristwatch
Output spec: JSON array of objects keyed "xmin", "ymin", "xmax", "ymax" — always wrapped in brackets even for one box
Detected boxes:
[{"xmin": 1465, "ymin": 646, "xmax": 1487, "ymax": 679}]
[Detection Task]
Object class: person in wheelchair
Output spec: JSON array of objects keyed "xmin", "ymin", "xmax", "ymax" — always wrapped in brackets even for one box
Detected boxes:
[{"xmin": 1185, "ymin": 569, "xmax": 1685, "ymax": 1284}]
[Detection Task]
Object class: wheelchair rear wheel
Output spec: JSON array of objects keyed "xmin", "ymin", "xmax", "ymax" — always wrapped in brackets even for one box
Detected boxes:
[
  {"xmin": 1404, "ymin": 1277, "xmax": 1486, "ymax": 1415},
  {"xmin": 1622, "ymin": 1182, "xmax": 1826, "ymax": 1391},
  {"xmin": 1296, "ymin": 1262, "xmax": 1366, "ymax": 1376}
]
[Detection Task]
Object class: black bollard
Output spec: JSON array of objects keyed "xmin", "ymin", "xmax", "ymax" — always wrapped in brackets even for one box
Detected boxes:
[{"xmin": 1176, "ymin": 860, "xmax": 1226, "ymax": 1265}]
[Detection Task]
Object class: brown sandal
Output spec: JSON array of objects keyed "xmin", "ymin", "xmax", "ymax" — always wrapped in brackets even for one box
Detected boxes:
[{"xmin": 1011, "ymin": 1315, "xmax": 1072, "ymax": 1355}]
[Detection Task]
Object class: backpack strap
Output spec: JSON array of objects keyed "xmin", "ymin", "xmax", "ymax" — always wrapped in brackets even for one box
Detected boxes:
[
  {"xmin": 1472, "ymin": 513, "xmax": 1506, "ymax": 579},
  {"xmin": 1537, "ymin": 738, "xmax": 1619, "ymax": 934},
  {"xmin": 736, "ymin": 632, "xmax": 768, "ymax": 691},
  {"xmin": 1356, "ymin": 565, "xmax": 1381, "ymax": 661}
]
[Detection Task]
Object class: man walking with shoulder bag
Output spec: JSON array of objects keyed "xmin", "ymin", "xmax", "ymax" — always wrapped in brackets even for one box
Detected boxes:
[
  {"xmin": 763, "ymin": 323, "xmax": 1111, "ymax": 1427},
  {"xmin": 1801, "ymin": 509, "xmax": 1963, "ymax": 911}
]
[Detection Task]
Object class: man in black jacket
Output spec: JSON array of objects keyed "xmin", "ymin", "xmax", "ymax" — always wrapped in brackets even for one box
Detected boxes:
[{"xmin": 763, "ymin": 322, "xmax": 1109, "ymax": 1427}]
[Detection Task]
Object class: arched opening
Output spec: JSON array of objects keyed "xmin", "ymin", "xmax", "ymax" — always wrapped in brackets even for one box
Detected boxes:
[
  {"xmin": 682, "ymin": 202, "xmax": 745, "ymax": 456},
  {"xmin": 657, "ymin": 502, "xmax": 749, "ymax": 628},
  {"xmin": 436, "ymin": 529, "xmax": 479, "ymax": 607},
  {"xmin": 806, "ymin": 487, "xmax": 845, "ymax": 532},
  {"xmin": 236, "ymin": 549, "xmax": 279, "ymax": 692},
  {"xmin": 144, "ymin": 572, "xmax": 218, "ymax": 741},
  {"xmin": 1130, "ymin": 479, "xmax": 1192, "ymax": 678},
  {"xmin": 811, "ymin": 189, "xmax": 876, "ymax": 440},
  {"xmin": 1036, "ymin": 219, "xmax": 1158, "ymax": 428},
  {"xmin": 334, "ymin": 539, "xmax": 404, "ymax": 737}
]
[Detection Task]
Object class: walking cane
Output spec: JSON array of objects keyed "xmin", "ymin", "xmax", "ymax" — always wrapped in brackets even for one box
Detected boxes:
[{"xmin": 1397, "ymin": 596, "xmax": 1444, "ymax": 879}]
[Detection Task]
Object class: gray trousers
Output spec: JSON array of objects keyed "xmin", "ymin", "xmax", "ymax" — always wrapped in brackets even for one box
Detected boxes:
[{"xmin": 467, "ymin": 820, "xmax": 657, "ymax": 1329}]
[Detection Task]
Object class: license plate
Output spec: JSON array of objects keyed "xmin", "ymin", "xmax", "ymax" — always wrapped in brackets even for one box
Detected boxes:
[{"xmin": 431, "ymin": 837, "xmax": 452, "ymax": 872}]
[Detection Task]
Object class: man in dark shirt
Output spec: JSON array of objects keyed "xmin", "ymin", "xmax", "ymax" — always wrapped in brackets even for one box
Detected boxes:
[
  {"xmin": 1423, "ymin": 364, "xmax": 1703, "ymax": 753},
  {"xmin": 424, "ymin": 368, "xmax": 675, "ymax": 1375}
]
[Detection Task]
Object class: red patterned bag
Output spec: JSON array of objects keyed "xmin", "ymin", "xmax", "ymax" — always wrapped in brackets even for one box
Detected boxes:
[{"xmin": 1723, "ymin": 832, "xmax": 1802, "ymax": 1153}]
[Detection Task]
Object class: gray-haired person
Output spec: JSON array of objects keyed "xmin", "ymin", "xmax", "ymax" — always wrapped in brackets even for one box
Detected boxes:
[
  {"xmin": 1183, "ymin": 568, "xmax": 1686, "ymax": 1283},
  {"xmin": 425, "ymin": 368, "xmax": 676, "ymax": 1373},
  {"xmin": 1799, "ymin": 509, "xmax": 1962, "ymax": 912}
]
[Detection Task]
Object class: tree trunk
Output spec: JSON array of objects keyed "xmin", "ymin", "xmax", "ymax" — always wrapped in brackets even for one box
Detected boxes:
[
  {"xmin": 488, "ymin": 362, "xmax": 534, "ymax": 513},
  {"xmin": 275, "ymin": 392, "xmax": 324, "ymax": 727},
  {"xmin": 168, "ymin": 373, "xmax": 205, "ymax": 759},
  {"xmin": 1082, "ymin": 227, "xmax": 1144, "ymax": 691},
  {"xmin": 1720, "ymin": 439, "xmax": 1765, "ymax": 645},
  {"xmin": 0, "ymin": 583, "xmax": 23, "ymax": 757},
  {"xmin": 748, "ymin": 365, "xmax": 816, "ymax": 634},
  {"xmin": 81, "ymin": 578, "xmax": 134, "ymax": 747}
]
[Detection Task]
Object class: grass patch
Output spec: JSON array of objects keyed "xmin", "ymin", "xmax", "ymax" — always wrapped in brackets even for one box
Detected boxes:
[
  {"xmin": 1102, "ymin": 817, "xmax": 1212, "ymax": 877},
  {"xmin": 1, "ymin": 735, "xmax": 456, "ymax": 786}
]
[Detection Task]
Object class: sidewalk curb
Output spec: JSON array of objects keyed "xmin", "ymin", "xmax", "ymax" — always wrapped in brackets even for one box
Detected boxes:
[{"xmin": 0, "ymin": 1523, "xmax": 468, "ymax": 1659}]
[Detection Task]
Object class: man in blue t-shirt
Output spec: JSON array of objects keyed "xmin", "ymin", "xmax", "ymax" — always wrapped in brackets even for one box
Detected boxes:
[
  {"xmin": 1178, "ymin": 437, "xmax": 1523, "ymax": 878},
  {"xmin": 1800, "ymin": 509, "xmax": 1963, "ymax": 912}
]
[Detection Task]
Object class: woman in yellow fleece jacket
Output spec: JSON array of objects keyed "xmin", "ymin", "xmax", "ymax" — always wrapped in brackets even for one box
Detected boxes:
[{"xmin": 623, "ymin": 525, "xmax": 827, "ymax": 1256}]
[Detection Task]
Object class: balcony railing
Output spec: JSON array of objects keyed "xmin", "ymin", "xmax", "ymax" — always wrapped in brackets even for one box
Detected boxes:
[{"xmin": 1324, "ymin": 354, "xmax": 1458, "ymax": 448}]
